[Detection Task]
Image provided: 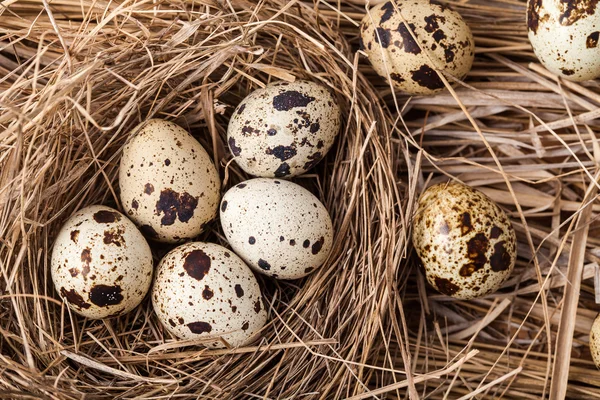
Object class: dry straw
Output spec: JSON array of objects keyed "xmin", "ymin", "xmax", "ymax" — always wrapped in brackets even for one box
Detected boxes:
[{"xmin": 0, "ymin": 0, "xmax": 599, "ymax": 398}]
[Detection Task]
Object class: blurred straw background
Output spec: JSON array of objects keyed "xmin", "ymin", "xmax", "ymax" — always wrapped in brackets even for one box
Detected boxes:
[{"xmin": 1, "ymin": 0, "xmax": 600, "ymax": 398}]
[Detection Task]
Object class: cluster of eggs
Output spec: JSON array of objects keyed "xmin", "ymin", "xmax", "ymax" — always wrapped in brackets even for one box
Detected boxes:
[
  {"xmin": 52, "ymin": 0, "xmax": 600, "ymax": 352},
  {"xmin": 51, "ymin": 80, "xmax": 339, "ymax": 348}
]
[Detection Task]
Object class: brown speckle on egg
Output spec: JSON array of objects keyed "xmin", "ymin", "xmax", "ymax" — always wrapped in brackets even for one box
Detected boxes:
[
  {"xmin": 272, "ymin": 90, "xmax": 316, "ymax": 111},
  {"xmin": 144, "ymin": 183, "xmax": 154, "ymax": 195},
  {"xmin": 433, "ymin": 277, "xmax": 460, "ymax": 296},
  {"xmin": 89, "ymin": 284, "xmax": 124, "ymax": 307},
  {"xmin": 103, "ymin": 226, "xmax": 124, "ymax": 247},
  {"xmin": 60, "ymin": 287, "xmax": 91, "ymax": 309},
  {"xmin": 254, "ymin": 299, "xmax": 262, "ymax": 313},
  {"xmin": 183, "ymin": 249, "xmax": 211, "ymax": 281},
  {"xmin": 311, "ymin": 237, "xmax": 325, "ymax": 255},
  {"xmin": 410, "ymin": 64, "xmax": 445, "ymax": 91},
  {"xmin": 235, "ymin": 284, "xmax": 244, "ymax": 297},
  {"xmin": 93, "ymin": 210, "xmax": 120, "ymax": 224},
  {"xmin": 202, "ymin": 286, "xmax": 214, "ymax": 300},
  {"xmin": 587, "ymin": 31, "xmax": 599, "ymax": 47},
  {"xmin": 257, "ymin": 259, "xmax": 271, "ymax": 270},
  {"xmin": 187, "ymin": 321, "xmax": 212, "ymax": 334},
  {"xmin": 155, "ymin": 189, "xmax": 198, "ymax": 226},
  {"xmin": 274, "ymin": 163, "xmax": 291, "ymax": 178}
]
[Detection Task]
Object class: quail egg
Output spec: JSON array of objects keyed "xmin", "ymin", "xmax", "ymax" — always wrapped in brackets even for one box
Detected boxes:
[
  {"xmin": 151, "ymin": 242, "xmax": 267, "ymax": 348},
  {"xmin": 119, "ymin": 119, "xmax": 220, "ymax": 243},
  {"xmin": 590, "ymin": 314, "xmax": 600, "ymax": 367},
  {"xmin": 220, "ymin": 178, "xmax": 333, "ymax": 280},
  {"xmin": 51, "ymin": 205, "xmax": 153, "ymax": 319},
  {"xmin": 527, "ymin": 0, "xmax": 600, "ymax": 81},
  {"xmin": 360, "ymin": 0, "xmax": 475, "ymax": 95},
  {"xmin": 227, "ymin": 80, "xmax": 341, "ymax": 178},
  {"xmin": 412, "ymin": 182, "xmax": 516, "ymax": 299}
]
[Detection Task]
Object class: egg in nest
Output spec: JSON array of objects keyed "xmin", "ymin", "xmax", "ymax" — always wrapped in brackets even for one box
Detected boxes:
[
  {"xmin": 220, "ymin": 178, "xmax": 333, "ymax": 280},
  {"xmin": 151, "ymin": 242, "xmax": 267, "ymax": 348},
  {"xmin": 51, "ymin": 205, "xmax": 153, "ymax": 319},
  {"xmin": 227, "ymin": 80, "xmax": 341, "ymax": 178},
  {"xmin": 119, "ymin": 119, "xmax": 221, "ymax": 243}
]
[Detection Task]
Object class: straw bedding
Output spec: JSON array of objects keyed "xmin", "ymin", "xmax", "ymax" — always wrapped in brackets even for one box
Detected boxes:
[{"xmin": 1, "ymin": 0, "xmax": 600, "ymax": 398}]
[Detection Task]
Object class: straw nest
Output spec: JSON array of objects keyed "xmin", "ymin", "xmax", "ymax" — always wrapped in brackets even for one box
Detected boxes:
[{"xmin": 1, "ymin": 0, "xmax": 600, "ymax": 398}]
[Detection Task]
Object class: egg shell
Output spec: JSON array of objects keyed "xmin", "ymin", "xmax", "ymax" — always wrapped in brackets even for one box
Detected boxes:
[
  {"xmin": 412, "ymin": 182, "xmax": 516, "ymax": 299},
  {"xmin": 527, "ymin": 0, "xmax": 600, "ymax": 81},
  {"xmin": 119, "ymin": 119, "xmax": 221, "ymax": 243},
  {"xmin": 227, "ymin": 80, "xmax": 341, "ymax": 178},
  {"xmin": 590, "ymin": 314, "xmax": 600, "ymax": 368},
  {"xmin": 151, "ymin": 242, "xmax": 267, "ymax": 348},
  {"xmin": 51, "ymin": 205, "xmax": 153, "ymax": 319},
  {"xmin": 219, "ymin": 178, "xmax": 333, "ymax": 280},
  {"xmin": 360, "ymin": 0, "xmax": 474, "ymax": 95}
]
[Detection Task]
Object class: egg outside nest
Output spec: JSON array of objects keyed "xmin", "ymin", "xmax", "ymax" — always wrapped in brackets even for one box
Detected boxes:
[
  {"xmin": 412, "ymin": 182, "xmax": 517, "ymax": 299},
  {"xmin": 359, "ymin": 0, "xmax": 475, "ymax": 95},
  {"xmin": 527, "ymin": 0, "xmax": 600, "ymax": 82}
]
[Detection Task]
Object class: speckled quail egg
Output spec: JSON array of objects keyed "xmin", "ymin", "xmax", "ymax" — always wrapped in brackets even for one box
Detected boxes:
[
  {"xmin": 227, "ymin": 80, "xmax": 341, "ymax": 178},
  {"xmin": 119, "ymin": 119, "xmax": 220, "ymax": 243},
  {"xmin": 412, "ymin": 182, "xmax": 516, "ymax": 299},
  {"xmin": 220, "ymin": 178, "xmax": 333, "ymax": 280},
  {"xmin": 51, "ymin": 205, "xmax": 153, "ymax": 319},
  {"xmin": 360, "ymin": 0, "xmax": 475, "ymax": 95},
  {"xmin": 151, "ymin": 242, "xmax": 267, "ymax": 347},
  {"xmin": 590, "ymin": 314, "xmax": 600, "ymax": 367},
  {"xmin": 527, "ymin": 0, "xmax": 600, "ymax": 81}
]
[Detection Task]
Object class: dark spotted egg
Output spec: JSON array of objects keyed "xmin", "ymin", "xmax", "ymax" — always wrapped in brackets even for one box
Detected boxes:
[
  {"xmin": 51, "ymin": 205, "xmax": 153, "ymax": 319},
  {"xmin": 151, "ymin": 242, "xmax": 267, "ymax": 348},
  {"xmin": 119, "ymin": 119, "xmax": 220, "ymax": 243},
  {"xmin": 360, "ymin": 0, "xmax": 474, "ymax": 95},
  {"xmin": 220, "ymin": 178, "xmax": 333, "ymax": 280},
  {"xmin": 412, "ymin": 182, "xmax": 516, "ymax": 299},
  {"xmin": 527, "ymin": 0, "xmax": 600, "ymax": 81},
  {"xmin": 227, "ymin": 80, "xmax": 341, "ymax": 178}
]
